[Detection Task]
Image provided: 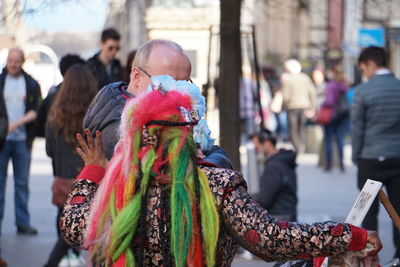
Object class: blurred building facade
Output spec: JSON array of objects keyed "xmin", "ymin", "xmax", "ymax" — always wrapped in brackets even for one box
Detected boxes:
[
  {"xmin": 0, "ymin": 0, "xmax": 23, "ymax": 49},
  {"xmin": 106, "ymin": 0, "xmax": 399, "ymax": 84},
  {"xmin": 105, "ymin": 0, "xmax": 151, "ymax": 64},
  {"xmin": 146, "ymin": 2, "xmax": 222, "ymax": 86},
  {"xmin": 363, "ymin": 0, "xmax": 400, "ymax": 77},
  {"xmin": 1, "ymin": 0, "xmax": 399, "ymax": 83},
  {"xmin": 252, "ymin": 0, "xmax": 400, "ymax": 81}
]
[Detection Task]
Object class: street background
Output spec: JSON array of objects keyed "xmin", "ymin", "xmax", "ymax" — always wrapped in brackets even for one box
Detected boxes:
[
  {"xmin": 0, "ymin": 139, "xmax": 394, "ymax": 267},
  {"xmin": 1, "ymin": 0, "xmax": 400, "ymax": 266}
]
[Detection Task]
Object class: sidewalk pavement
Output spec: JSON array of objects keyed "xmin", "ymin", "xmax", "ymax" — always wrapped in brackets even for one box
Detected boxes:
[{"xmin": 0, "ymin": 140, "xmax": 395, "ymax": 266}]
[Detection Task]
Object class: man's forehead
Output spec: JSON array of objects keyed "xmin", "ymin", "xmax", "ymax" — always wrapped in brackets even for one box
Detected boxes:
[
  {"xmin": 149, "ymin": 46, "xmax": 187, "ymax": 61},
  {"xmin": 8, "ymin": 49, "xmax": 23, "ymax": 58},
  {"xmin": 146, "ymin": 47, "xmax": 191, "ymax": 78}
]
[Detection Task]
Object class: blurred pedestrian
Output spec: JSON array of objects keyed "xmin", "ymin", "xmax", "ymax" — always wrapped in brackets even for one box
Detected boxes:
[
  {"xmin": 264, "ymin": 66, "xmax": 288, "ymax": 141},
  {"xmin": 0, "ymin": 83, "xmax": 7, "ymax": 267},
  {"xmin": 34, "ymin": 54, "xmax": 85, "ymax": 137},
  {"xmin": 83, "ymin": 39, "xmax": 232, "ymax": 169},
  {"xmin": 352, "ymin": 46, "xmax": 400, "ymax": 265},
  {"xmin": 44, "ymin": 64, "xmax": 97, "ymax": 267},
  {"xmin": 281, "ymin": 59, "xmax": 316, "ymax": 153},
  {"xmin": 61, "ymin": 87, "xmax": 381, "ymax": 266},
  {"xmin": 312, "ymin": 67, "xmax": 326, "ymax": 107},
  {"xmin": 321, "ymin": 66, "xmax": 348, "ymax": 172},
  {"xmin": 251, "ymin": 128, "xmax": 297, "ymax": 221},
  {"xmin": 123, "ymin": 50, "xmax": 136, "ymax": 83},
  {"xmin": 87, "ymin": 28, "xmax": 123, "ymax": 90},
  {"xmin": 240, "ymin": 73, "xmax": 257, "ymax": 136},
  {"xmin": 0, "ymin": 48, "xmax": 41, "ymax": 235},
  {"xmin": 343, "ymin": 68, "xmax": 362, "ymax": 136}
]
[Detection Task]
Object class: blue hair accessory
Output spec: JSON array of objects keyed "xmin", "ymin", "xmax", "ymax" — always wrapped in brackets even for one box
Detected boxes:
[{"xmin": 147, "ymin": 75, "xmax": 214, "ymax": 152}]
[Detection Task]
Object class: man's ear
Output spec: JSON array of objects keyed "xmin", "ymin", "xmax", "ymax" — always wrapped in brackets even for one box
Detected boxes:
[
  {"xmin": 131, "ymin": 67, "xmax": 141, "ymax": 82},
  {"xmin": 130, "ymin": 67, "xmax": 142, "ymax": 91},
  {"xmin": 100, "ymin": 41, "xmax": 106, "ymax": 51}
]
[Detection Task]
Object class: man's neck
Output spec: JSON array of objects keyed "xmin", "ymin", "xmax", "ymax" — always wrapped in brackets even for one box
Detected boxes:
[
  {"xmin": 265, "ymin": 148, "xmax": 278, "ymax": 157},
  {"xmin": 98, "ymin": 52, "xmax": 110, "ymax": 67},
  {"xmin": 127, "ymin": 83, "xmax": 138, "ymax": 96},
  {"xmin": 7, "ymin": 72, "xmax": 22, "ymax": 78}
]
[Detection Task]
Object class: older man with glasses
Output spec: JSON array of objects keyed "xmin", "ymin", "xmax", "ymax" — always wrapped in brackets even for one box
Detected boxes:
[
  {"xmin": 83, "ymin": 39, "xmax": 232, "ymax": 169},
  {"xmin": 86, "ymin": 28, "xmax": 124, "ymax": 90}
]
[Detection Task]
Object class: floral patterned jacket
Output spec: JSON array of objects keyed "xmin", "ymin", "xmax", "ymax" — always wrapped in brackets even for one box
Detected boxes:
[{"xmin": 60, "ymin": 165, "xmax": 366, "ymax": 266}]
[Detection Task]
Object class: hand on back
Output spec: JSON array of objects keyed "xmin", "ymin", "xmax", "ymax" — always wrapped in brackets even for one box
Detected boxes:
[{"xmin": 76, "ymin": 129, "xmax": 108, "ymax": 168}]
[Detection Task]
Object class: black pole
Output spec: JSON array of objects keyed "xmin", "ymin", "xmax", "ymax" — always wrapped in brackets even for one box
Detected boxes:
[
  {"xmin": 219, "ymin": 0, "xmax": 242, "ymax": 170},
  {"xmin": 251, "ymin": 24, "xmax": 264, "ymax": 128}
]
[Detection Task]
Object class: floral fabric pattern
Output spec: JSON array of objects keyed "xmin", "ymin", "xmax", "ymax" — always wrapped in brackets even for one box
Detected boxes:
[{"xmin": 61, "ymin": 167, "xmax": 353, "ymax": 266}]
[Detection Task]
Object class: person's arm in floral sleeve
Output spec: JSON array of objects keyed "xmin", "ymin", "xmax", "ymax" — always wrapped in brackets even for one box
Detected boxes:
[
  {"xmin": 60, "ymin": 130, "xmax": 107, "ymax": 247},
  {"xmin": 60, "ymin": 165, "xmax": 104, "ymax": 247},
  {"xmin": 218, "ymin": 171, "xmax": 380, "ymax": 262}
]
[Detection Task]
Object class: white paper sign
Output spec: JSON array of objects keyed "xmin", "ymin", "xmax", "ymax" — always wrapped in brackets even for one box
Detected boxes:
[
  {"xmin": 345, "ymin": 179, "xmax": 383, "ymax": 226},
  {"xmin": 322, "ymin": 179, "xmax": 382, "ymax": 267}
]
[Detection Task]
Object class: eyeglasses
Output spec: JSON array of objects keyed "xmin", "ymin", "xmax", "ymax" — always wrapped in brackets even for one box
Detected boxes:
[
  {"xmin": 137, "ymin": 66, "xmax": 152, "ymax": 79},
  {"xmin": 108, "ymin": 46, "xmax": 120, "ymax": 52},
  {"xmin": 136, "ymin": 66, "xmax": 193, "ymax": 83}
]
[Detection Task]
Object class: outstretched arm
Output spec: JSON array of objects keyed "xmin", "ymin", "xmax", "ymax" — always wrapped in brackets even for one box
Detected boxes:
[{"xmin": 219, "ymin": 171, "xmax": 380, "ymax": 262}]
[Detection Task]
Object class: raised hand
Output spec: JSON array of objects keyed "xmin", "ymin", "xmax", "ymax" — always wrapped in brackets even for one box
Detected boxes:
[{"xmin": 76, "ymin": 129, "xmax": 107, "ymax": 168}]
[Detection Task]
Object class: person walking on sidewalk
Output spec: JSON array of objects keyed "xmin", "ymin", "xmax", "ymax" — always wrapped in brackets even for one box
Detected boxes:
[
  {"xmin": 321, "ymin": 66, "xmax": 349, "ymax": 172},
  {"xmin": 0, "ymin": 85, "xmax": 8, "ymax": 267},
  {"xmin": 281, "ymin": 59, "xmax": 316, "ymax": 153},
  {"xmin": 352, "ymin": 46, "xmax": 400, "ymax": 265},
  {"xmin": 43, "ymin": 64, "xmax": 97, "ymax": 267},
  {"xmin": 34, "ymin": 54, "xmax": 85, "ymax": 138},
  {"xmin": 0, "ymin": 48, "xmax": 41, "ymax": 236}
]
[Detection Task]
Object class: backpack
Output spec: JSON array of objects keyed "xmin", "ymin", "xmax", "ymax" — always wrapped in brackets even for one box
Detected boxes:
[{"xmin": 336, "ymin": 92, "xmax": 349, "ymax": 118}]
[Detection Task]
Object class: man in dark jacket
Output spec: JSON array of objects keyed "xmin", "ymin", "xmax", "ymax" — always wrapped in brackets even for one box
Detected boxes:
[
  {"xmin": 84, "ymin": 39, "xmax": 232, "ymax": 169},
  {"xmin": 251, "ymin": 128, "xmax": 297, "ymax": 221},
  {"xmin": 86, "ymin": 28, "xmax": 123, "ymax": 90},
  {"xmin": 0, "ymin": 48, "xmax": 41, "ymax": 237}
]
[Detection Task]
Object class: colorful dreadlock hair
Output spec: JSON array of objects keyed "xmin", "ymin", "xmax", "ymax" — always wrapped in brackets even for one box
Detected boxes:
[{"xmin": 84, "ymin": 89, "xmax": 219, "ymax": 267}]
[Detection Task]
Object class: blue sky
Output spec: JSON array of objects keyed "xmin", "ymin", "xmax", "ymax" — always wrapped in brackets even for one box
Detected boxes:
[{"xmin": 23, "ymin": 0, "xmax": 108, "ymax": 32}]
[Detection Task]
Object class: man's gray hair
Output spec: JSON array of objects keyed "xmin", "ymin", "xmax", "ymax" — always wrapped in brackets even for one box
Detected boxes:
[{"xmin": 132, "ymin": 39, "xmax": 185, "ymax": 69}]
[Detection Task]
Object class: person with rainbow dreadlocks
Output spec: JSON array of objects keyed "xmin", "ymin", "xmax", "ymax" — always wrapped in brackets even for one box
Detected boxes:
[{"xmin": 60, "ymin": 78, "xmax": 382, "ymax": 266}]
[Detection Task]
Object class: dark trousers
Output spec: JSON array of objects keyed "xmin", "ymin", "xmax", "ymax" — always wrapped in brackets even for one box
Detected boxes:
[
  {"xmin": 275, "ymin": 111, "xmax": 288, "ymax": 141},
  {"xmin": 357, "ymin": 158, "xmax": 400, "ymax": 258},
  {"xmin": 323, "ymin": 118, "xmax": 347, "ymax": 168},
  {"xmin": 287, "ymin": 109, "xmax": 306, "ymax": 152},
  {"xmin": 44, "ymin": 208, "xmax": 79, "ymax": 267}
]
